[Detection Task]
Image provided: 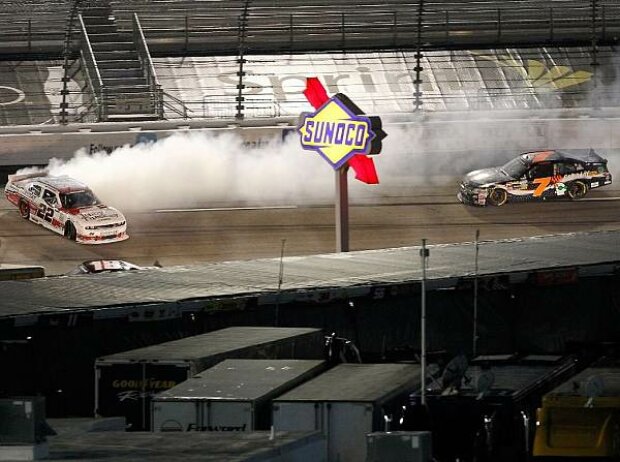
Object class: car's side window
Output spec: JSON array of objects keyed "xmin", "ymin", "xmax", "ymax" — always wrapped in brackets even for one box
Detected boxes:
[
  {"xmin": 591, "ymin": 163, "xmax": 608, "ymax": 174},
  {"xmin": 27, "ymin": 184, "xmax": 42, "ymax": 197},
  {"xmin": 42, "ymin": 189, "xmax": 58, "ymax": 206},
  {"xmin": 527, "ymin": 162, "xmax": 554, "ymax": 180},
  {"xmin": 558, "ymin": 162, "xmax": 578, "ymax": 175}
]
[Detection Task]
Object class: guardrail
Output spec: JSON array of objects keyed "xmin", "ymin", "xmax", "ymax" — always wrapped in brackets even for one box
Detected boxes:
[
  {"xmin": 0, "ymin": 2, "xmax": 618, "ymax": 56},
  {"xmin": 164, "ymin": 91, "xmax": 193, "ymax": 119},
  {"xmin": 201, "ymin": 96, "xmax": 283, "ymax": 119},
  {"xmin": 132, "ymin": 12, "xmax": 163, "ymax": 119},
  {"xmin": 110, "ymin": 4, "xmax": 620, "ymax": 53},
  {"xmin": 78, "ymin": 13, "xmax": 105, "ymax": 121}
]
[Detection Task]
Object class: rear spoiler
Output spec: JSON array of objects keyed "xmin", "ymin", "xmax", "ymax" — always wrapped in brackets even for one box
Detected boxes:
[{"xmin": 7, "ymin": 170, "xmax": 48, "ymax": 183}]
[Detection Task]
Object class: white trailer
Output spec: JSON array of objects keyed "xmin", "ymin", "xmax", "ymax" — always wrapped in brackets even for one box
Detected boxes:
[
  {"xmin": 95, "ymin": 326, "xmax": 324, "ymax": 430},
  {"xmin": 151, "ymin": 358, "xmax": 325, "ymax": 432},
  {"xmin": 272, "ymin": 363, "xmax": 421, "ymax": 462}
]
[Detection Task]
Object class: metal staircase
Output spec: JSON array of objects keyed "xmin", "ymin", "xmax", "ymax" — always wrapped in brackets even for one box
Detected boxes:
[{"xmin": 78, "ymin": 0, "xmax": 162, "ymax": 122}]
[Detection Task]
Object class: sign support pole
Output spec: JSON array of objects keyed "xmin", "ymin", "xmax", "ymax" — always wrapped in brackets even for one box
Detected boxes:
[
  {"xmin": 473, "ymin": 229, "xmax": 480, "ymax": 358},
  {"xmin": 335, "ymin": 165, "xmax": 350, "ymax": 252},
  {"xmin": 420, "ymin": 239, "xmax": 429, "ymax": 405}
]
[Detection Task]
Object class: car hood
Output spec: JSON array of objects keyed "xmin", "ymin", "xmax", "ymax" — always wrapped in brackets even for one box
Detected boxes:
[
  {"xmin": 66, "ymin": 205, "xmax": 124, "ymax": 222},
  {"xmin": 462, "ymin": 167, "xmax": 514, "ymax": 187}
]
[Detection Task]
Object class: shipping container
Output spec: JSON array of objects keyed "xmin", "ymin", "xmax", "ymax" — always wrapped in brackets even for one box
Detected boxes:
[
  {"xmin": 533, "ymin": 357, "xmax": 620, "ymax": 458},
  {"xmin": 399, "ymin": 354, "xmax": 577, "ymax": 462},
  {"xmin": 95, "ymin": 326, "xmax": 324, "ymax": 430},
  {"xmin": 272, "ymin": 363, "xmax": 421, "ymax": 462},
  {"xmin": 151, "ymin": 358, "xmax": 326, "ymax": 432},
  {"xmin": 366, "ymin": 431, "xmax": 432, "ymax": 462}
]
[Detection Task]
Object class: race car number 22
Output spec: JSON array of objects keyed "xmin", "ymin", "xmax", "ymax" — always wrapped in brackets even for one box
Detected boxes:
[{"xmin": 37, "ymin": 204, "xmax": 54, "ymax": 222}]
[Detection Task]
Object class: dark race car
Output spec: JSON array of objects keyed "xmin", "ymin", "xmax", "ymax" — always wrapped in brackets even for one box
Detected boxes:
[{"xmin": 458, "ymin": 149, "xmax": 612, "ymax": 206}]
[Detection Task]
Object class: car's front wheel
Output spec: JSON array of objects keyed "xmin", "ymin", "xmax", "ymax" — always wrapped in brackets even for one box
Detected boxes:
[
  {"xmin": 64, "ymin": 222, "xmax": 77, "ymax": 241},
  {"xmin": 567, "ymin": 181, "xmax": 588, "ymax": 200},
  {"xmin": 487, "ymin": 188, "xmax": 508, "ymax": 206},
  {"xmin": 19, "ymin": 200, "xmax": 30, "ymax": 219}
]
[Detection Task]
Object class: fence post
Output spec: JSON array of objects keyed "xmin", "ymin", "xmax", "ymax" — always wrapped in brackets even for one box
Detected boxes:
[
  {"xmin": 341, "ymin": 12, "xmax": 345, "ymax": 51},
  {"xmin": 184, "ymin": 15, "xmax": 189, "ymax": 53},
  {"xmin": 591, "ymin": 0, "xmax": 599, "ymax": 66},
  {"xmin": 60, "ymin": 0, "xmax": 82, "ymax": 125},
  {"xmin": 235, "ymin": 2, "xmax": 251, "ymax": 120},
  {"xmin": 497, "ymin": 8, "xmax": 501, "ymax": 43},
  {"xmin": 549, "ymin": 8, "xmax": 554, "ymax": 43},
  {"xmin": 413, "ymin": 0, "xmax": 424, "ymax": 112},
  {"xmin": 393, "ymin": 11, "xmax": 398, "ymax": 47},
  {"xmin": 602, "ymin": 5, "xmax": 606, "ymax": 41},
  {"xmin": 289, "ymin": 14, "xmax": 293, "ymax": 51}
]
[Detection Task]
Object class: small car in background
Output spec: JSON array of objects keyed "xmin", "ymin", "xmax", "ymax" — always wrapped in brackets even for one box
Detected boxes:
[
  {"xmin": 65, "ymin": 259, "xmax": 160, "ymax": 275},
  {"xmin": 458, "ymin": 149, "xmax": 612, "ymax": 206},
  {"xmin": 4, "ymin": 172, "xmax": 128, "ymax": 243}
]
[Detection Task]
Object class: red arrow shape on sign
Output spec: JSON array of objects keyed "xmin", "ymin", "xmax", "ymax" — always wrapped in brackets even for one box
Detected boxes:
[{"xmin": 303, "ymin": 77, "xmax": 379, "ymax": 184}]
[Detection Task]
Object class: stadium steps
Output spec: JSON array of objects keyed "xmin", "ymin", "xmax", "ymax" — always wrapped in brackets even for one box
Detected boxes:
[
  {"xmin": 96, "ymin": 59, "xmax": 144, "ymax": 70},
  {"xmin": 104, "ymin": 90, "xmax": 158, "ymax": 118},
  {"xmin": 103, "ymin": 82, "xmax": 152, "ymax": 92},
  {"xmin": 82, "ymin": 24, "xmax": 118, "ymax": 35},
  {"xmin": 87, "ymin": 32, "xmax": 126, "ymax": 42},
  {"xmin": 91, "ymin": 49, "xmax": 139, "ymax": 60},
  {"xmin": 90, "ymin": 41, "xmax": 135, "ymax": 51},
  {"xmin": 79, "ymin": 0, "xmax": 161, "ymax": 122},
  {"xmin": 99, "ymin": 68, "xmax": 145, "ymax": 79}
]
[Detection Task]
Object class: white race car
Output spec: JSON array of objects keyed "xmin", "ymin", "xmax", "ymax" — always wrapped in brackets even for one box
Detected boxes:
[
  {"xmin": 4, "ymin": 172, "xmax": 128, "ymax": 244},
  {"xmin": 65, "ymin": 259, "xmax": 159, "ymax": 275}
]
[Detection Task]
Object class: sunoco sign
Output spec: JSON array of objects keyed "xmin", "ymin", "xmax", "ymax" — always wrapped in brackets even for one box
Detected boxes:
[{"xmin": 298, "ymin": 95, "xmax": 376, "ymax": 169}]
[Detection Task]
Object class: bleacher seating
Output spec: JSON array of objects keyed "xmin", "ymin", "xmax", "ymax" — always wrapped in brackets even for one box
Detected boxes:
[
  {"xmin": 109, "ymin": 0, "xmax": 619, "ymax": 54},
  {"xmin": 0, "ymin": 0, "xmax": 618, "ymax": 57},
  {"xmin": 0, "ymin": 0, "xmax": 618, "ymax": 125},
  {"xmin": 0, "ymin": 1, "xmax": 73, "ymax": 57}
]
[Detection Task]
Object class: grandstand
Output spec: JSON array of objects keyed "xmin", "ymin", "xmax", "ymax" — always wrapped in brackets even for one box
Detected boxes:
[
  {"xmin": 0, "ymin": 0, "xmax": 618, "ymax": 125},
  {"xmin": 1, "ymin": 1, "xmax": 619, "ymax": 56}
]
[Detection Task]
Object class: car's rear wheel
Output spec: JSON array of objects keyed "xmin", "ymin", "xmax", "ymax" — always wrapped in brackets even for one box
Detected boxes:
[
  {"xmin": 64, "ymin": 222, "xmax": 77, "ymax": 241},
  {"xmin": 567, "ymin": 181, "xmax": 588, "ymax": 200},
  {"xmin": 487, "ymin": 188, "xmax": 508, "ymax": 206},
  {"xmin": 19, "ymin": 201, "xmax": 30, "ymax": 219}
]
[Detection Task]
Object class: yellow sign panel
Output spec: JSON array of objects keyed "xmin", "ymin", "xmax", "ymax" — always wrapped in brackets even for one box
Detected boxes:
[{"xmin": 298, "ymin": 97, "xmax": 374, "ymax": 169}]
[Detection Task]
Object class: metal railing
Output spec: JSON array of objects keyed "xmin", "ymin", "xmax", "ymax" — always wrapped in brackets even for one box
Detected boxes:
[
  {"xmin": 163, "ymin": 91, "xmax": 193, "ymax": 119},
  {"xmin": 132, "ymin": 12, "xmax": 163, "ymax": 119},
  {"xmin": 107, "ymin": 4, "xmax": 620, "ymax": 54},
  {"xmin": 78, "ymin": 13, "xmax": 105, "ymax": 121},
  {"xmin": 201, "ymin": 96, "xmax": 282, "ymax": 120},
  {"xmin": 0, "ymin": 2, "xmax": 618, "ymax": 57},
  {"xmin": 1, "ymin": 2, "xmax": 620, "ymax": 125}
]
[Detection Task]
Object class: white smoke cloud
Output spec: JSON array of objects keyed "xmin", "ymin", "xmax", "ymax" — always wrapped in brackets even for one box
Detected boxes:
[
  {"xmin": 17, "ymin": 113, "xmax": 619, "ymax": 213},
  {"xmin": 35, "ymin": 131, "xmax": 335, "ymax": 210},
  {"xmin": 20, "ymin": 126, "xmax": 460, "ymax": 212}
]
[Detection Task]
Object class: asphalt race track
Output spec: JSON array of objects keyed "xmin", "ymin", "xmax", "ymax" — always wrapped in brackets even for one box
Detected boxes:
[{"xmin": 2, "ymin": 182, "xmax": 620, "ymax": 276}]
